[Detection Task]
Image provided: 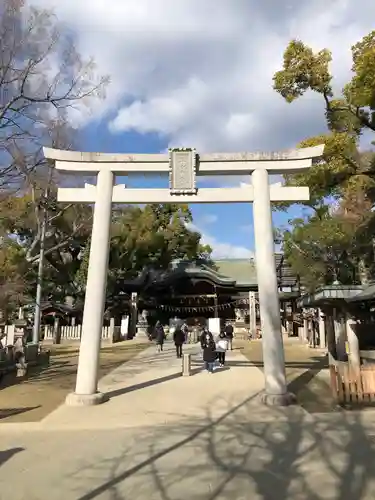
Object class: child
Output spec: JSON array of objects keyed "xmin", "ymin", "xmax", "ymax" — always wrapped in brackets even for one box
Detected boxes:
[{"xmin": 216, "ymin": 332, "xmax": 229, "ymax": 366}]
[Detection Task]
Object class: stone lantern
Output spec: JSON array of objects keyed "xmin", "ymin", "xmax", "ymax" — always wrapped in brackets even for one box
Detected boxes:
[
  {"xmin": 136, "ymin": 310, "xmax": 149, "ymax": 340},
  {"xmin": 13, "ymin": 316, "xmax": 29, "ymax": 376}
]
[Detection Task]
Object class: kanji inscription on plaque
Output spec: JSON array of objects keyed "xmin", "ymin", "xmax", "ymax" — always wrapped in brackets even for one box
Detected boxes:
[{"xmin": 169, "ymin": 147, "xmax": 197, "ymax": 194}]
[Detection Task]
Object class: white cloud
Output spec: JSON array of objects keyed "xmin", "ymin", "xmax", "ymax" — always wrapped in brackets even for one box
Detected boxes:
[
  {"xmin": 25, "ymin": 0, "xmax": 375, "ymax": 259},
  {"xmin": 187, "ymin": 222, "xmax": 253, "ymax": 260},
  {"xmin": 27, "ymin": 0, "xmax": 375, "ymax": 152},
  {"xmin": 199, "ymin": 214, "xmax": 218, "ymax": 225}
]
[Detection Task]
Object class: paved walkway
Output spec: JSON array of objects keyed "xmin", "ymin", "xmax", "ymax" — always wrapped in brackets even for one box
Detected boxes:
[
  {"xmin": 1, "ymin": 341, "xmax": 375, "ymax": 499},
  {"xmin": 17, "ymin": 340, "xmax": 269, "ymax": 430}
]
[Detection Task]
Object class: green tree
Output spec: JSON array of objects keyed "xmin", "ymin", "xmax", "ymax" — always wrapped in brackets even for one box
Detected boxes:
[
  {"xmin": 0, "ymin": 237, "xmax": 28, "ymax": 318},
  {"xmin": 273, "ymin": 33, "xmax": 375, "ymax": 287},
  {"xmin": 76, "ymin": 204, "xmax": 212, "ymax": 309},
  {"xmin": 273, "ymin": 34, "xmax": 375, "ymax": 134},
  {"xmin": 273, "ymin": 35, "xmax": 375, "ymax": 203},
  {"xmin": 0, "ymin": 181, "xmax": 93, "ymax": 305},
  {"xmin": 281, "ymin": 208, "xmax": 358, "ymax": 291}
]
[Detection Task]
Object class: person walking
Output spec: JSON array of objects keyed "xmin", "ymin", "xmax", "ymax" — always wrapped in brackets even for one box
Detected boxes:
[
  {"xmin": 182, "ymin": 322, "xmax": 189, "ymax": 343},
  {"xmin": 224, "ymin": 322, "xmax": 234, "ymax": 350},
  {"xmin": 201, "ymin": 330, "xmax": 216, "ymax": 373},
  {"xmin": 154, "ymin": 321, "xmax": 165, "ymax": 353},
  {"xmin": 215, "ymin": 331, "xmax": 229, "ymax": 367},
  {"xmin": 173, "ymin": 324, "xmax": 185, "ymax": 358}
]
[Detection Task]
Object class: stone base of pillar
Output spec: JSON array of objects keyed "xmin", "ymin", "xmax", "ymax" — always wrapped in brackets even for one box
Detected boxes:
[
  {"xmin": 259, "ymin": 391, "xmax": 296, "ymax": 407},
  {"xmin": 65, "ymin": 391, "xmax": 109, "ymax": 407}
]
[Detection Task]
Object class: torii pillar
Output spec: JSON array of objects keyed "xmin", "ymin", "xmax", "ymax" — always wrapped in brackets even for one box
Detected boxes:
[
  {"xmin": 68, "ymin": 169, "xmax": 113, "ymax": 405},
  {"xmin": 43, "ymin": 145, "xmax": 324, "ymax": 406},
  {"xmin": 252, "ymin": 169, "xmax": 292, "ymax": 404}
]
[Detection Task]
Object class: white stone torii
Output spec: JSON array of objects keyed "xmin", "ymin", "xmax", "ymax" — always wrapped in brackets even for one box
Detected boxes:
[{"xmin": 43, "ymin": 145, "xmax": 324, "ymax": 406}]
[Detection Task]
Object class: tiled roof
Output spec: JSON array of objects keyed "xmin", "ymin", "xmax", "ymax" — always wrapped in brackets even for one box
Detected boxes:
[
  {"xmin": 214, "ymin": 259, "xmax": 257, "ymax": 286},
  {"xmin": 148, "ymin": 260, "xmax": 236, "ymax": 288},
  {"xmin": 347, "ymin": 283, "xmax": 375, "ymax": 302},
  {"xmin": 120, "ymin": 255, "xmax": 298, "ymax": 290},
  {"xmin": 213, "ymin": 254, "xmax": 298, "ymax": 288}
]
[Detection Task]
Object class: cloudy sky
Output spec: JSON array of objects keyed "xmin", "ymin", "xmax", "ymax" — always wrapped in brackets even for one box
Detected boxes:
[{"xmin": 29, "ymin": 0, "xmax": 375, "ymax": 259}]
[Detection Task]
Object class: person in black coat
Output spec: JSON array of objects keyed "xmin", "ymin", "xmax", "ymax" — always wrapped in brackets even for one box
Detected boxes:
[
  {"xmin": 201, "ymin": 330, "xmax": 216, "ymax": 373},
  {"xmin": 224, "ymin": 323, "xmax": 234, "ymax": 350},
  {"xmin": 199, "ymin": 327, "xmax": 212, "ymax": 348},
  {"xmin": 154, "ymin": 321, "xmax": 165, "ymax": 352},
  {"xmin": 173, "ymin": 325, "xmax": 185, "ymax": 358}
]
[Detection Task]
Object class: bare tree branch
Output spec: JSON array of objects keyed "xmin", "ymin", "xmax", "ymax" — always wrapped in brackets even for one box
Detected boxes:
[{"xmin": 0, "ymin": 0, "xmax": 109, "ymax": 187}]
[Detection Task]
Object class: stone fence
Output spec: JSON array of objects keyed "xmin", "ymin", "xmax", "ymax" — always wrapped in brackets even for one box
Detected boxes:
[
  {"xmin": 1, "ymin": 322, "xmax": 123, "ymax": 346},
  {"xmin": 43, "ymin": 324, "xmax": 117, "ymax": 341}
]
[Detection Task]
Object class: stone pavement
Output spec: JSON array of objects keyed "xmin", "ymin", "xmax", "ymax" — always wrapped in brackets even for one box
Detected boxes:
[
  {"xmin": 1, "ymin": 340, "xmax": 375, "ymax": 499},
  {"xmin": 7, "ymin": 340, "xmax": 267, "ymax": 431}
]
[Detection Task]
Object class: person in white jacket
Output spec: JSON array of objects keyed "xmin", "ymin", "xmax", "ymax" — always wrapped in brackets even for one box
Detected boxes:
[{"xmin": 215, "ymin": 332, "xmax": 229, "ymax": 367}]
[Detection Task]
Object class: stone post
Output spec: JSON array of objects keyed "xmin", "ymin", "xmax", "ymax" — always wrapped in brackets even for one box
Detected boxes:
[
  {"xmin": 285, "ymin": 320, "xmax": 292, "ymax": 337},
  {"xmin": 120, "ymin": 315, "xmax": 129, "ymax": 339},
  {"xmin": 182, "ymin": 353, "xmax": 191, "ymax": 376},
  {"xmin": 52, "ymin": 316, "xmax": 61, "ymax": 345},
  {"xmin": 334, "ymin": 311, "xmax": 346, "ymax": 360},
  {"xmin": 66, "ymin": 169, "xmax": 113, "ymax": 406},
  {"xmin": 129, "ymin": 292, "xmax": 138, "ymax": 339},
  {"xmin": 109, "ymin": 317, "xmax": 116, "ymax": 343},
  {"xmin": 252, "ymin": 168, "xmax": 293, "ymax": 405},
  {"xmin": 318, "ymin": 309, "xmax": 326, "ymax": 349},
  {"xmin": 346, "ymin": 313, "xmax": 360, "ymax": 373},
  {"xmin": 6, "ymin": 324, "xmax": 15, "ymax": 347},
  {"xmin": 248, "ymin": 291, "xmax": 257, "ymax": 338},
  {"xmin": 303, "ymin": 318, "xmax": 309, "ymax": 344}
]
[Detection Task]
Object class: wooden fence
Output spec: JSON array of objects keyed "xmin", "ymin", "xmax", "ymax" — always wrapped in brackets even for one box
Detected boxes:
[{"xmin": 330, "ymin": 362, "xmax": 375, "ymax": 404}]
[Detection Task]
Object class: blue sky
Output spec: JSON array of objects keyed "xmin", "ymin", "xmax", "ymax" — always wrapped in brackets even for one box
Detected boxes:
[
  {"xmin": 29, "ymin": 0, "xmax": 374, "ymax": 258},
  {"xmin": 79, "ymin": 121, "xmax": 303, "ymax": 258}
]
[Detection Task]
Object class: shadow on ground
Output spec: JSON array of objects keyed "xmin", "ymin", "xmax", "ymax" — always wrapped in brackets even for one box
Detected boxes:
[
  {"xmin": 1, "ymin": 349, "xmax": 375, "ymax": 498},
  {"xmin": 237, "ymin": 344, "xmax": 334, "ymax": 414},
  {"xmin": 0, "ymin": 343, "xmax": 149, "ymax": 423},
  {"xmin": 0, "ymin": 407, "xmax": 41, "ymax": 420},
  {"xmin": 0, "ymin": 343, "xmax": 148, "ymax": 389},
  {"xmin": 36, "ymin": 365, "xmax": 371, "ymax": 499},
  {"xmin": 66, "ymin": 395, "xmax": 375, "ymax": 500},
  {"xmin": 0, "ymin": 447, "xmax": 24, "ymax": 468},
  {"xmin": 107, "ymin": 367, "xmax": 202, "ymax": 400}
]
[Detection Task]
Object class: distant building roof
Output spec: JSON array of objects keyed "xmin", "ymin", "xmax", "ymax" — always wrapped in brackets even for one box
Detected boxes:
[
  {"xmin": 298, "ymin": 284, "xmax": 363, "ymax": 307},
  {"xmin": 119, "ymin": 254, "xmax": 298, "ymax": 292},
  {"xmin": 147, "ymin": 260, "xmax": 239, "ymax": 289},
  {"xmin": 346, "ymin": 283, "xmax": 375, "ymax": 303},
  {"xmin": 214, "ymin": 254, "xmax": 298, "ymax": 289},
  {"xmin": 214, "ymin": 259, "xmax": 257, "ymax": 286}
]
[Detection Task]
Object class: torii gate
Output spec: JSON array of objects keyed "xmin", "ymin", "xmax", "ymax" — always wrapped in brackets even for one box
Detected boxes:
[{"xmin": 43, "ymin": 145, "xmax": 324, "ymax": 406}]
